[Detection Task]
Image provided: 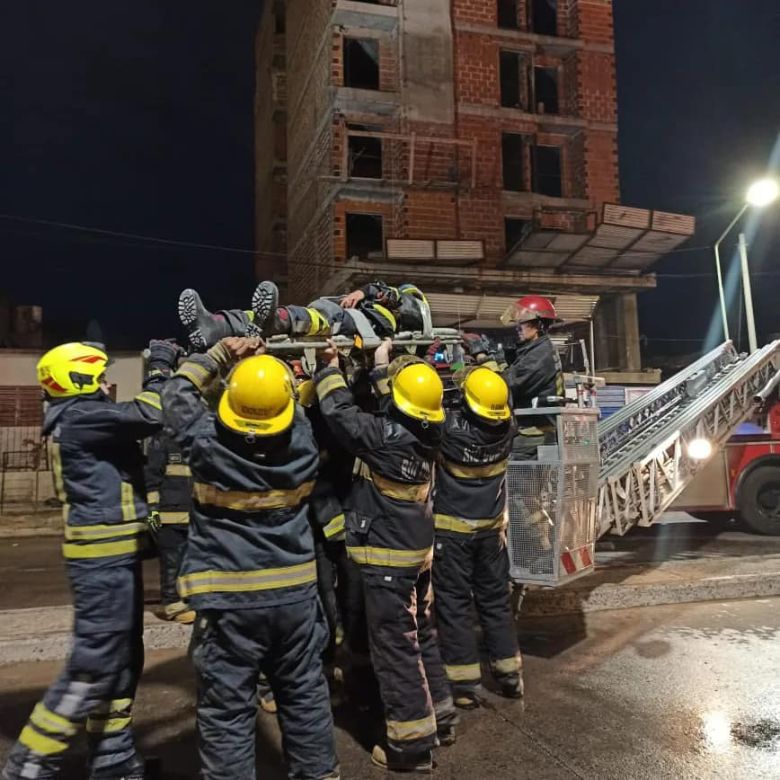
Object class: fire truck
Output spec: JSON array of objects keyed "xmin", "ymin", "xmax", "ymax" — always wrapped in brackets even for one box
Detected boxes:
[{"xmin": 671, "ymin": 381, "xmax": 780, "ymax": 535}]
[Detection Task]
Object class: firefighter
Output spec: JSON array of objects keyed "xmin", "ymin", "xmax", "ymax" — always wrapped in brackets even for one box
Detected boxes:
[
  {"xmin": 501, "ymin": 295, "xmax": 565, "ymax": 458},
  {"xmin": 160, "ymin": 337, "xmax": 338, "ymax": 780},
  {"xmin": 431, "ymin": 366, "xmax": 523, "ymax": 708},
  {"xmin": 2, "ymin": 339, "xmax": 177, "ymax": 780},
  {"xmin": 314, "ymin": 338, "xmax": 457, "ymax": 773},
  {"xmin": 177, "ymin": 280, "xmax": 429, "ymax": 349},
  {"xmin": 144, "ymin": 431, "xmax": 195, "ymax": 624}
]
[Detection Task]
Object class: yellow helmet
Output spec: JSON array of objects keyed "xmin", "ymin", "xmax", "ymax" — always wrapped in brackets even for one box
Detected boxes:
[
  {"xmin": 391, "ymin": 362, "xmax": 445, "ymax": 424},
  {"xmin": 463, "ymin": 366, "xmax": 511, "ymax": 422},
  {"xmin": 297, "ymin": 378, "xmax": 316, "ymax": 408},
  {"xmin": 218, "ymin": 355, "xmax": 295, "ymax": 436},
  {"xmin": 36, "ymin": 342, "xmax": 109, "ymax": 398}
]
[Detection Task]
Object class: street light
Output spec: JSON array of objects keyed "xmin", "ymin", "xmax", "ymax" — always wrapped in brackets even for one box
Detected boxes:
[{"xmin": 713, "ymin": 177, "xmax": 779, "ymax": 349}]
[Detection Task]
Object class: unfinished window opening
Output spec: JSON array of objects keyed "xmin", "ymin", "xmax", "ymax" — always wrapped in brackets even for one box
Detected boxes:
[
  {"xmin": 499, "ymin": 51, "xmax": 529, "ymax": 109},
  {"xmin": 532, "ymin": 145, "xmax": 562, "ymax": 197},
  {"xmin": 348, "ymin": 125, "xmax": 383, "ymax": 179},
  {"xmin": 534, "ymin": 67, "xmax": 559, "ymax": 114},
  {"xmin": 497, "ymin": 0, "xmax": 520, "ymax": 29},
  {"xmin": 343, "ymin": 38, "xmax": 380, "ymax": 90},
  {"xmin": 346, "ymin": 213, "xmax": 384, "ymax": 259},
  {"xmin": 530, "ymin": 0, "xmax": 558, "ymax": 36},
  {"xmin": 501, "ymin": 133, "xmax": 526, "ymax": 192},
  {"xmin": 504, "ymin": 218, "xmax": 532, "ymax": 252}
]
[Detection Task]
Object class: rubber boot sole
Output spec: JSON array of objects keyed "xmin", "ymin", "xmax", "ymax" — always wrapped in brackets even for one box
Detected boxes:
[
  {"xmin": 177, "ymin": 289, "xmax": 208, "ymax": 350},
  {"xmin": 251, "ymin": 281, "xmax": 279, "ymax": 334}
]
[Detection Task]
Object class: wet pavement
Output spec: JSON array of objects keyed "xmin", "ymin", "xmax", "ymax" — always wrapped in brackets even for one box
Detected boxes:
[{"xmin": 1, "ymin": 597, "xmax": 779, "ymax": 779}]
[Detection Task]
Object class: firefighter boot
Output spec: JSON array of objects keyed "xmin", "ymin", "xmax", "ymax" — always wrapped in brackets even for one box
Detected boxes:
[
  {"xmin": 178, "ymin": 288, "xmax": 261, "ymax": 350},
  {"xmin": 88, "ymin": 753, "xmax": 152, "ymax": 780},
  {"xmin": 250, "ymin": 280, "xmax": 280, "ymax": 333},
  {"xmin": 159, "ymin": 600, "xmax": 196, "ymax": 625},
  {"xmin": 370, "ymin": 745, "xmax": 433, "ymax": 774}
]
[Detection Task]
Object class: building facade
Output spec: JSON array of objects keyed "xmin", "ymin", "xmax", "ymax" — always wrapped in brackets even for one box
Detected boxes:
[{"xmin": 254, "ymin": 0, "xmax": 694, "ymax": 374}]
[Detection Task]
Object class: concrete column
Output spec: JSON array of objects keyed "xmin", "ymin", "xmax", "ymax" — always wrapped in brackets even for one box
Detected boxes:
[{"xmin": 617, "ymin": 293, "xmax": 642, "ymax": 372}]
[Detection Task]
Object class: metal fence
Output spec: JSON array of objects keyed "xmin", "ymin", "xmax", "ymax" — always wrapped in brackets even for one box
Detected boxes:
[
  {"xmin": 0, "ymin": 386, "xmax": 49, "ymax": 510},
  {"xmin": 507, "ymin": 408, "xmax": 600, "ymax": 586}
]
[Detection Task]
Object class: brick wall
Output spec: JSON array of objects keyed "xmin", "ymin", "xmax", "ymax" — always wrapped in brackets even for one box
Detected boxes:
[{"xmin": 271, "ymin": 0, "xmax": 620, "ymax": 299}]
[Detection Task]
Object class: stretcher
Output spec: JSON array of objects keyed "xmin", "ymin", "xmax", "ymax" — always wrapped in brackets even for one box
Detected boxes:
[{"xmin": 261, "ymin": 306, "xmax": 461, "ymax": 355}]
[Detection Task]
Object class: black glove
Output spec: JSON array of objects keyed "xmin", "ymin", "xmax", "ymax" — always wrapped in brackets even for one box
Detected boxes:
[
  {"xmin": 462, "ymin": 333, "xmax": 494, "ymax": 358},
  {"xmin": 147, "ymin": 339, "xmax": 184, "ymax": 371}
]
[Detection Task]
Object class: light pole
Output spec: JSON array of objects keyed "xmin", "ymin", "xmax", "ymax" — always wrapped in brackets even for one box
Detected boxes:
[{"xmin": 713, "ymin": 177, "xmax": 779, "ymax": 349}]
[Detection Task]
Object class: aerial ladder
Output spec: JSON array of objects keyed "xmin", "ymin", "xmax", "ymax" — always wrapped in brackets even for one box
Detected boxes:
[{"xmin": 596, "ymin": 340, "xmax": 780, "ymax": 537}]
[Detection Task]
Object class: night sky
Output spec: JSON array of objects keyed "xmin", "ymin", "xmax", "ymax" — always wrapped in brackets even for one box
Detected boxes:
[{"xmin": 2, "ymin": 1, "xmax": 779, "ymax": 356}]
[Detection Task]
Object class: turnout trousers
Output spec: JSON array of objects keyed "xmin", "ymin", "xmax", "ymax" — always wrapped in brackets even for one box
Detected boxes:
[
  {"xmin": 157, "ymin": 523, "xmax": 188, "ymax": 607},
  {"xmin": 432, "ymin": 530, "xmax": 522, "ymax": 697},
  {"xmin": 2, "ymin": 563, "xmax": 144, "ymax": 780},
  {"xmin": 190, "ymin": 596, "xmax": 338, "ymax": 780},
  {"xmin": 361, "ymin": 564, "xmax": 457, "ymax": 761}
]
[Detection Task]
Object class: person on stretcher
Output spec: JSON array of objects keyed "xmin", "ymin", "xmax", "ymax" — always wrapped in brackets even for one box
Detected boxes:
[{"xmin": 177, "ymin": 280, "xmax": 430, "ymax": 350}]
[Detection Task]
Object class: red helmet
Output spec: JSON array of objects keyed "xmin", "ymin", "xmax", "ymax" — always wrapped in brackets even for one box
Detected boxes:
[{"xmin": 501, "ymin": 295, "xmax": 560, "ymax": 326}]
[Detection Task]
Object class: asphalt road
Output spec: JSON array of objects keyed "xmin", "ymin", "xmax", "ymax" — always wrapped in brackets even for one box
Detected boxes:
[
  {"xmin": 2, "ymin": 515, "xmax": 778, "ymax": 611},
  {"xmin": 1, "ymin": 598, "xmax": 779, "ymax": 779}
]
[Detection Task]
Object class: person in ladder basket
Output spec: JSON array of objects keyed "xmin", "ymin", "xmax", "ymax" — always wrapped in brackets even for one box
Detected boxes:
[
  {"xmin": 161, "ymin": 337, "xmax": 338, "ymax": 780},
  {"xmin": 176, "ymin": 280, "xmax": 430, "ymax": 350},
  {"xmin": 431, "ymin": 366, "xmax": 523, "ymax": 708},
  {"xmin": 500, "ymin": 295, "xmax": 565, "ymax": 456},
  {"xmin": 2, "ymin": 339, "xmax": 178, "ymax": 780},
  {"xmin": 314, "ymin": 337, "xmax": 458, "ymax": 773}
]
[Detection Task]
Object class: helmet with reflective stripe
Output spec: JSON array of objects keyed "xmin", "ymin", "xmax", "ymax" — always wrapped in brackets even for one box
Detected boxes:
[
  {"xmin": 37, "ymin": 342, "xmax": 109, "ymax": 398},
  {"xmin": 501, "ymin": 295, "xmax": 560, "ymax": 325},
  {"xmin": 391, "ymin": 361, "xmax": 445, "ymax": 424},
  {"xmin": 398, "ymin": 284, "xmax": 428, "ymax": 306},
  {"xmin": 463, "ymin": 366, "xmax": 511, "ymax": 422},
  {"xmin": 218, "ymin": 355, "xmax": 295, "ymax": 436}
]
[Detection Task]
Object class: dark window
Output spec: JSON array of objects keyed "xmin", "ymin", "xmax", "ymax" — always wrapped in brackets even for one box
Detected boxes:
[
  {"xmin": 497, "ymin": 0, "xmax": 520, "ymax": 29},
  {"xmin": 499, "ymin": 51, "xmax": 528, "ymax": 109},
  {"xmin": 346, "ymin": 213, "xmax": 384, "ymax": 259},
  {"xmin": 348, "ymin": 126, "xmax": 383, "ymax": 179},
  {"xmin": 534, "ymin": 67, "xmax": 559, "ymax": 114},
  {"xmin": 532, "ymin": 145, "xmax": 562, "ymax": 197},
  {"xmin": 504, "ymin": 218, "xmax": 532, "ymax": 252},
  {"xmin": 530, "ymin": 0, "xmax": 558, "ymax": 36},
  {"xmin": 501, "ymin": 133, "xmax": 525, "ymax": 192},
  {"xmin": 274, "ymin": 10, "xmax": 285, "ymax": 34},
  {"xmin": 343, "ymin": 38, "xmax": 380, "ymax": 90}
]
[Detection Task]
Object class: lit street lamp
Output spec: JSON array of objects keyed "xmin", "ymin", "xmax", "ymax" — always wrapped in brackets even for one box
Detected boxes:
[{"xmin": 713, "ymin": 177, "xmax": 779, "ymax": 350}]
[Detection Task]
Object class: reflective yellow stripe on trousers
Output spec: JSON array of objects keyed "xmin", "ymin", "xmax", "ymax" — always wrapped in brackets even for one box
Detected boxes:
[
  {"xmin": 87, "ymin": 698, "xmax": 133, "ymax": 734},
  {"xmin": 444, "ymin": 663, "xmax": 482, "ymax": 682},
  {"xmin": 386, "ymin": 713, "xmax": 436, "ymax": 742},
  {"xmin": 434, "ymin": 513, "xmax": 506, "ymax": 534},
  {"xmin": 178, "ymin": 560, "xmax": 317, "ymax": 597},
  {"xmin": 347, "ymin": 545, "xmax": 433, "ymax": 568},
  {"xmin": 63, "ymin": 522, "xmax": 147, "ymax": 559}
]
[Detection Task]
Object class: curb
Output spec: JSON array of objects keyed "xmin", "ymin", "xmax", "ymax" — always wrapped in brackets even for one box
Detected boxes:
[
  {"xmin": 521, "ymin": 570, "xmax": 780, "ymax": 616},
  {"xmin": 0, "ymin": 608, "xmax": 191, "ymax": 665}
]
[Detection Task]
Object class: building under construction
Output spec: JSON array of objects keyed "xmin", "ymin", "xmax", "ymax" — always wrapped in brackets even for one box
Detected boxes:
[{"xmin": 254, "ymin": 0, "xmax": 695, "ymax": 380}]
